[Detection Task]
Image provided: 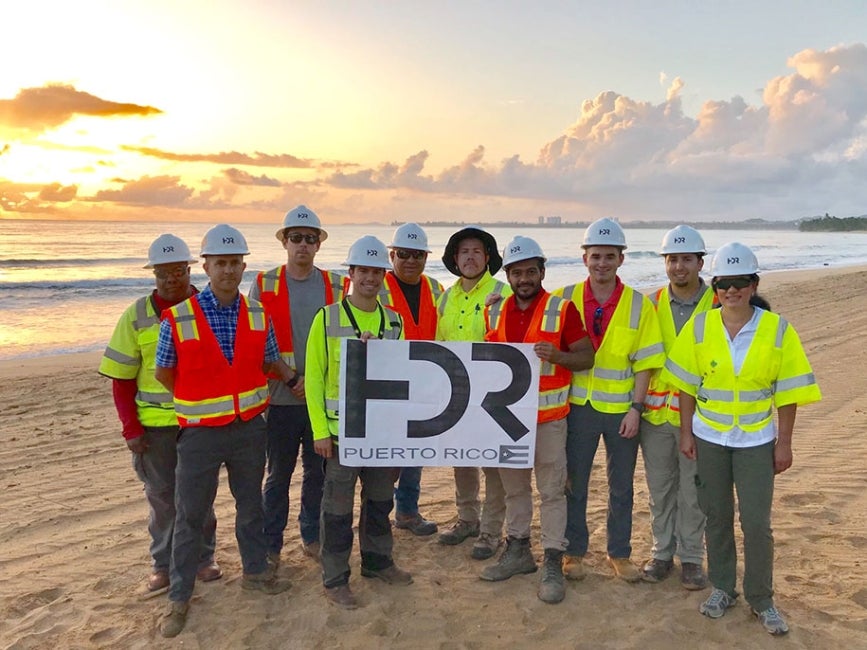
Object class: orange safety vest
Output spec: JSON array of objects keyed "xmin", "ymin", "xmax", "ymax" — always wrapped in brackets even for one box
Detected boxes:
[
  {"xmin": 485, "ymin": 292, "xmax": 572, "ymax": 423},
  {"xmin": 256, "ymin": 266, "xmax": 348, "ymax": 371},
  {"xmin": 379, "ymin": 272, "xmax": 442, "ymax": 341},
  {"xmin": 165, "ymin": 294, "xmax": 270, "ymax": 427}
]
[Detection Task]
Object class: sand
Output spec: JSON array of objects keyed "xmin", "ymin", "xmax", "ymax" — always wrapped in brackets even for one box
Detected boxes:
[{"xmin": 1, "ymin": 265, "xmax": 866, "ymax": 649}]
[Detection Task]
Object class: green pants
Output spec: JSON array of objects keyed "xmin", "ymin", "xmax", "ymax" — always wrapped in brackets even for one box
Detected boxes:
[{"xmin": 695, "ymin": 437, "xmax": 776, "ymax": 612}]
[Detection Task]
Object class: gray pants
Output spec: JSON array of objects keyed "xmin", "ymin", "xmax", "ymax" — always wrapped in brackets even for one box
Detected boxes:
[
  {"xmin": 320, "ymin": 455, "xmax": 397, "ymax": 588},
  {"xmin": 133, "ymin": 426, "xmax": 216, "ymax": 571},
  {"xmin": 695, "ymin": 437, "xmax": 776, "ymax": 612},
  {"xmin": 498, "ymin": 418, "xmax": 568, "ymax": 550},
  {"xmin": 453, "ymin": 466, "xmax": 506, "ymax": 536},
  {"xmin": 169, "ymin": 416, "xmax": 269, "ymax": 603},
  {"xmin": 639, "ymin": 420, "xmax": 705, "ymax": 564}
]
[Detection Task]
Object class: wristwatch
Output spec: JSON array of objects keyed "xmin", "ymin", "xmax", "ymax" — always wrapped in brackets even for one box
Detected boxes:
[{"xmin": 630, "ymin": 401, "xmax": 646, "ymax": 414}]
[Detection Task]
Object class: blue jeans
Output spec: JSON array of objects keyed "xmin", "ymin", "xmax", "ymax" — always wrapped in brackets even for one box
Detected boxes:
[
  {"xmin": 169, "ymin": 416, "xmax": 269, "ymax": 603},
  {"xmin": 262, "ymin": 405, "xmax": 324, "ymax": 550},
  {"xmin": 565, "ymin": 404, "xmax": 639, "ymax": 559},
  {"xmin": 394, "ymin": 466, "xmax": 422, "ymax": 517}
]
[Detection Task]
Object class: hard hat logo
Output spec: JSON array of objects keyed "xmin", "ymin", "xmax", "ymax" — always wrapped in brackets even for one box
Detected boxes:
[
  {"xmin": 674, "ymin": 236, "xmax": 686, "ymax": 244},
  {"xmin": 510, "ymin": 245, "xmax": 521, "ymax": 254},
  {"xmin": 407, "ymin": 233, "xmax": 418, "ymax": 240},
  {"xmin": 727, "ymin": 257, "xmax": 739, "ymax": 264},
  {"xmin": 367, "ymin": 249, "xmax": 378, "ymax": 257},
  {"xmin": 599, "ymin": 228, "xmax": 610, "ymax": 235},
  {"xmin": 298, "ymin": 213, "xmax": 309, "ymax": 219},
  {"xmin": 162, "ymin": 245, "xmax": 175, "ymax": 253},
  {"xmin": 223, "ymin": 236, "xmax": 235, "ymax": 244}
]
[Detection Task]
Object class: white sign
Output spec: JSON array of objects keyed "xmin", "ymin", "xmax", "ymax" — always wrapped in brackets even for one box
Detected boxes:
[{"xmin": 338, "ymin": 339, "xmax": 540, "ymax": 468}]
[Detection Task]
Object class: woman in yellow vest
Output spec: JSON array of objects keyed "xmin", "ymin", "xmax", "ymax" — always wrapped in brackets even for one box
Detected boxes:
[{"xmin": 662, "ymin": 242, "xmax": 821, "ymax": 636}]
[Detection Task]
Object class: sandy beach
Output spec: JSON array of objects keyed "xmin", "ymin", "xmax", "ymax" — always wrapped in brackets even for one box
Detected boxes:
[{"xmin": 1, "ymin": 265, "xmax": 866, "ymax": 649}]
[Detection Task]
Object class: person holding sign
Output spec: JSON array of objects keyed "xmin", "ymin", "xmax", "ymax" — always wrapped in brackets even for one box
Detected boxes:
[
  {"xmin": 554, "ymin": 218, "xmax": 665, "ymax": 583},
  {"xmin": 436, "ymin": 226, "xmax": 511, "ymax": 561},
  {"xmin": 483, "ymin": 236, "xmax": 594, "ymax": 604},
  {"xmin": 380, "ymin": 223, "xmax": 443, "ymax": 537},
  {"xmin": 305, "ymin": 235, "xmax": 409, "ymax": 610}
]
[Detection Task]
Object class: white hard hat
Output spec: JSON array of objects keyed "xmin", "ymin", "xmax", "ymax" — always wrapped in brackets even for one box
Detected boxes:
[
  {"xmin": 200, "ymin": 224, "xmax": 250, "ymax": 256},
  {"xmin": 275, "ymin": 205, "xmax": 328, "ymax": 242},
  {"xmin": 582, "ymin": 217, "xmax": 627, "ymax": 249},
  {"xmin": 502, "ymin": 235, "xmax": 547, "ymax": 269},
  {"xmin": 342, "ymin": 235, "xmax": 391, "ymax": 269},
  {"xmin": 660, "ymin": 225, "xmax": 706, "ymax": 255},
  {"xmin": 389, "ymin": 222, "xmax": 431, "ymax": 252},
  {"xmin": 144, "ymin": 234, "xmax": 197, "ymax": 269},
  {"xmin": 710, "ymin": 242, "xmax": 759, "ymax": 276}
]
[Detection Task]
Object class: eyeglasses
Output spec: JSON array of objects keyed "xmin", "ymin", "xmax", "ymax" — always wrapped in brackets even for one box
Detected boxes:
[
  {"xmin": 394, "ymin": 249, "xmax": 426, "ymax": 260},
  {"xmin": 286, "ymin": 233, "xmax": 320, "ymax": 245},
  {"xmin": 713, "ymin": 277, "xmax": 753, "ymax": 291},
  {"xmin": 593, "ymin": 307, "xmax": 604, "ymax": 336},
  {"xmin": 153, "ymin": 266, "xmax": 188, "ymax": 280}
]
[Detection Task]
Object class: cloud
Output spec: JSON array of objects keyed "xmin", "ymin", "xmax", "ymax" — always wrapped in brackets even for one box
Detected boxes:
[
  {"xmin": 0, "ymin": 84, "xmax": 161, "ymax": 134},
  {"xmin": 38, "ymin": 183, "xmax": 77, "ymax": 202},
  {"xmin": 223, "ymin": 168, "xmax": 282, "ymax": 187},
  {"xmin": 92, "ymin": 175, "xmax": 194, "ymax": 206},
  {"xmin": 318, "ymin": 44, "xmax": 867, "ymax": 220},
  {"xmin": 123, "ymin": 145, "xmax": 313, "ymax": 168}
]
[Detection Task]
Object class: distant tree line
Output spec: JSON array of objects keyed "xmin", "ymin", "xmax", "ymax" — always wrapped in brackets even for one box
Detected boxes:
[{"xmin": 799, "ymin": 213, "xmax": 867, "ymax": 231}]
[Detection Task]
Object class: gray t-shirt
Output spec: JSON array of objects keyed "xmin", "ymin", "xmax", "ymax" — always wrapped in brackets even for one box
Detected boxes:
[
  {"xmin": 669, "ymin": 279, "xmax": 708, "ymax": 333},
  {"xmin": 251, "ymin": 267, "xmax": 328, "ymax": 406}
]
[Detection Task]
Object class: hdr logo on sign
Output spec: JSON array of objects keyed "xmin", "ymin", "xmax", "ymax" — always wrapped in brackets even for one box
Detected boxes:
[{"xmin": 338, "ymin": 339, "xmax": 540, "ymax": 468}]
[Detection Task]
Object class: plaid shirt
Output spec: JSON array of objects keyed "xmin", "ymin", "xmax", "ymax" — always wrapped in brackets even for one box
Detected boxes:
[{"xmin": 156, "ymin": 285, "xmax": 280, "ymax": 367}]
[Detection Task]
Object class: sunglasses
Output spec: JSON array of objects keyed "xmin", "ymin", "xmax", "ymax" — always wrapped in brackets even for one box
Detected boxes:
[
  {"xmin": 286, "ymin": 233, "xmax": 320, "ymax": 245},
  {"xmin": 593, "ymin": 306, "xmax": 604, "ymax": 336},
  {"xmin": 713, "ymin": 277, "xmax": 753, "ymax": 291},
  {"xmin": 153, "ymin": 266, "xmax": 188, "ymax": 280},
  {"xmin": 394, "ymin": 249, "xmax": 426, "ymax": 260}
]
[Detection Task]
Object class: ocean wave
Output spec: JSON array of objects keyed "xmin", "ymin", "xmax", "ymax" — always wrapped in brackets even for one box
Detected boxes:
[{"xmin": 0, "ymin": 256, "xmax": 144, "ymax": 268}]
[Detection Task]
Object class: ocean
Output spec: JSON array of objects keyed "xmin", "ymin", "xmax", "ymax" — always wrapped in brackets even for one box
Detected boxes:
[{"xmin": 2, "ymin": 219, "xmax": 865, "ymax": 361}]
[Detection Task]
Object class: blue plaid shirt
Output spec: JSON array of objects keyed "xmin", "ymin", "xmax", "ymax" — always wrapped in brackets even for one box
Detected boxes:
[{"xmin": 156, "ymin": 285, "xmax": 280, "ymax": 367}]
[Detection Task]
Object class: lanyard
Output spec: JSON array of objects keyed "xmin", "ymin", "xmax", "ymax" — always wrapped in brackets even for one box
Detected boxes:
[{"xmin": 341, "ymin": 298, "xmax": 386, "ymax": 339}]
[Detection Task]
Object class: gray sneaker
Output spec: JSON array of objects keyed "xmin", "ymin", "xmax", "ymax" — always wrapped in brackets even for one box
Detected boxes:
[
  {"xmin": 438, "ymin": 519, "xmax": 480, "ymax": 546},
  {"xmin": 699, "ymin": 588, "xmax": 738, "ymax": 619},
  {"xmin": 471, "ymin": 532, "xmax": 503, "ymax": 560},
  {"xmin": 753, "ymin": 606, "xmax": 789, "ymax": 635}
]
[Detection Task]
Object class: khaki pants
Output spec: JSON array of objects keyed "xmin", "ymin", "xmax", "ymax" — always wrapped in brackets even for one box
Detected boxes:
[
  {"xmin": 453, "ymin": 466, "xmax": 506, "ymax": 536},
  {"xmin": 639, "ymin": 420, "xmax": 705, "ymax": 564},
  {"xmin": 498, "ymin": 418, "xmax": 568, "ymax": 550}
]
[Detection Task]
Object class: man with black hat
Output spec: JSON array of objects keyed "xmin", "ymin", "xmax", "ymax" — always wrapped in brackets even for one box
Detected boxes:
[{"xmin": 436, "ymin": 226, "xmax": 511, "ymax": 561}]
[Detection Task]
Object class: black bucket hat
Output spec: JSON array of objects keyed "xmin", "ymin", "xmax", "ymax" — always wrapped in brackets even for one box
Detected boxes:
[{"xmin": 442, "ymin": 226, "xmax": 502, "ymax": 276}]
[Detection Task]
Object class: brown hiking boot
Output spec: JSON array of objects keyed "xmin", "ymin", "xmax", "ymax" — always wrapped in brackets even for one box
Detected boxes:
[
  {"xmin": 640, "ymin": 558, "xmax": 673, "ymax": 583},
  {"xmin": 361, "ymin": 564, "xmax": 413, "ymax": 585},
  {"xmin": 562, "ymin": 554, "xmax": 585, "ymax": 581},
  {"xmin": 608, "ymin": 556, "xmax": 641, "ymax": 583},
  {"xmin": 681, "ymin": 562, "xmax": 708, "ymax": 590},
  {"xmin": 325, "ymin": 584, "xmax": 358, "ymax": 609}
]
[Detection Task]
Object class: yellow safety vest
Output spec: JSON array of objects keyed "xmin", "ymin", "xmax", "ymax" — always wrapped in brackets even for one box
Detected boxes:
[
  {"xmin": 99, "ymin": 295, "xmax": 178, "ymax": 427},
  {"xmin": 317, "ymin": 302, "xmax": 403, "ymax": 438},
  {"xmin": 662, "ymin": 309, "xmax": 821, "ymax": 432},
  {"xmin": 643, "ymin": 285, "xmax": 716, "ymax": 426},
  {"xmin": 437, "ymin": 271, "xmax": 509, "ymax": 342},
  {"xmin": 554, "ymin": 282, "xmax": 665, "ymax": 414}
]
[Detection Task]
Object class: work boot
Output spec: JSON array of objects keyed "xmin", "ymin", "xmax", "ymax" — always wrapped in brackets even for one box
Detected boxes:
[
  {"xmin": 241, "ymin": 568, "xmax": 292, "ymax": 594},
  {"xmin": 562, "ymin": 554, "xmax": 585, "ymax": 581},
  {"xmin": 537, "ymin": 549, "xmax": 566, "ymax": 604},
  {"xmin": 160, "ymin": 601, "xmax": 189, "ymax": 638},
  {"xmin": 480, "ymin": 536, "xmax": 537, "ymax": 582},
  {"xmin": 438, "ymin": 519, "xmax": 480, "ymax": 545}
]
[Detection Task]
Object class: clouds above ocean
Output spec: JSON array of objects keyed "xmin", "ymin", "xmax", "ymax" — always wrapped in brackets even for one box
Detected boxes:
[{"xmin": 1, "ymin": 44, "xmax": 866, "ymax": 222}]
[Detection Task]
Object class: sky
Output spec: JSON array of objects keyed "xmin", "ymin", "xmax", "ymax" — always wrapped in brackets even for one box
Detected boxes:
[{"xmin": 2, "ymin": 0, "xmax": 867, "ymax": 225}]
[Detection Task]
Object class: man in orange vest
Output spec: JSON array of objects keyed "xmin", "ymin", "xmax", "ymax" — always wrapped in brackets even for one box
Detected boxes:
[
  {"xmin": 380, "ymin": 223, "xmax": 443, "ymax": 536},
  {"xmin": 251, "ymin": 205, "xmax": 348, "ymax": 566},
  {"xmin": 155, "ymin": 224, "xmax": 294, "ymax": 638},
  {"xmin": 483, "ymin": 236, "xmax": 594, "ymax": 604}
]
